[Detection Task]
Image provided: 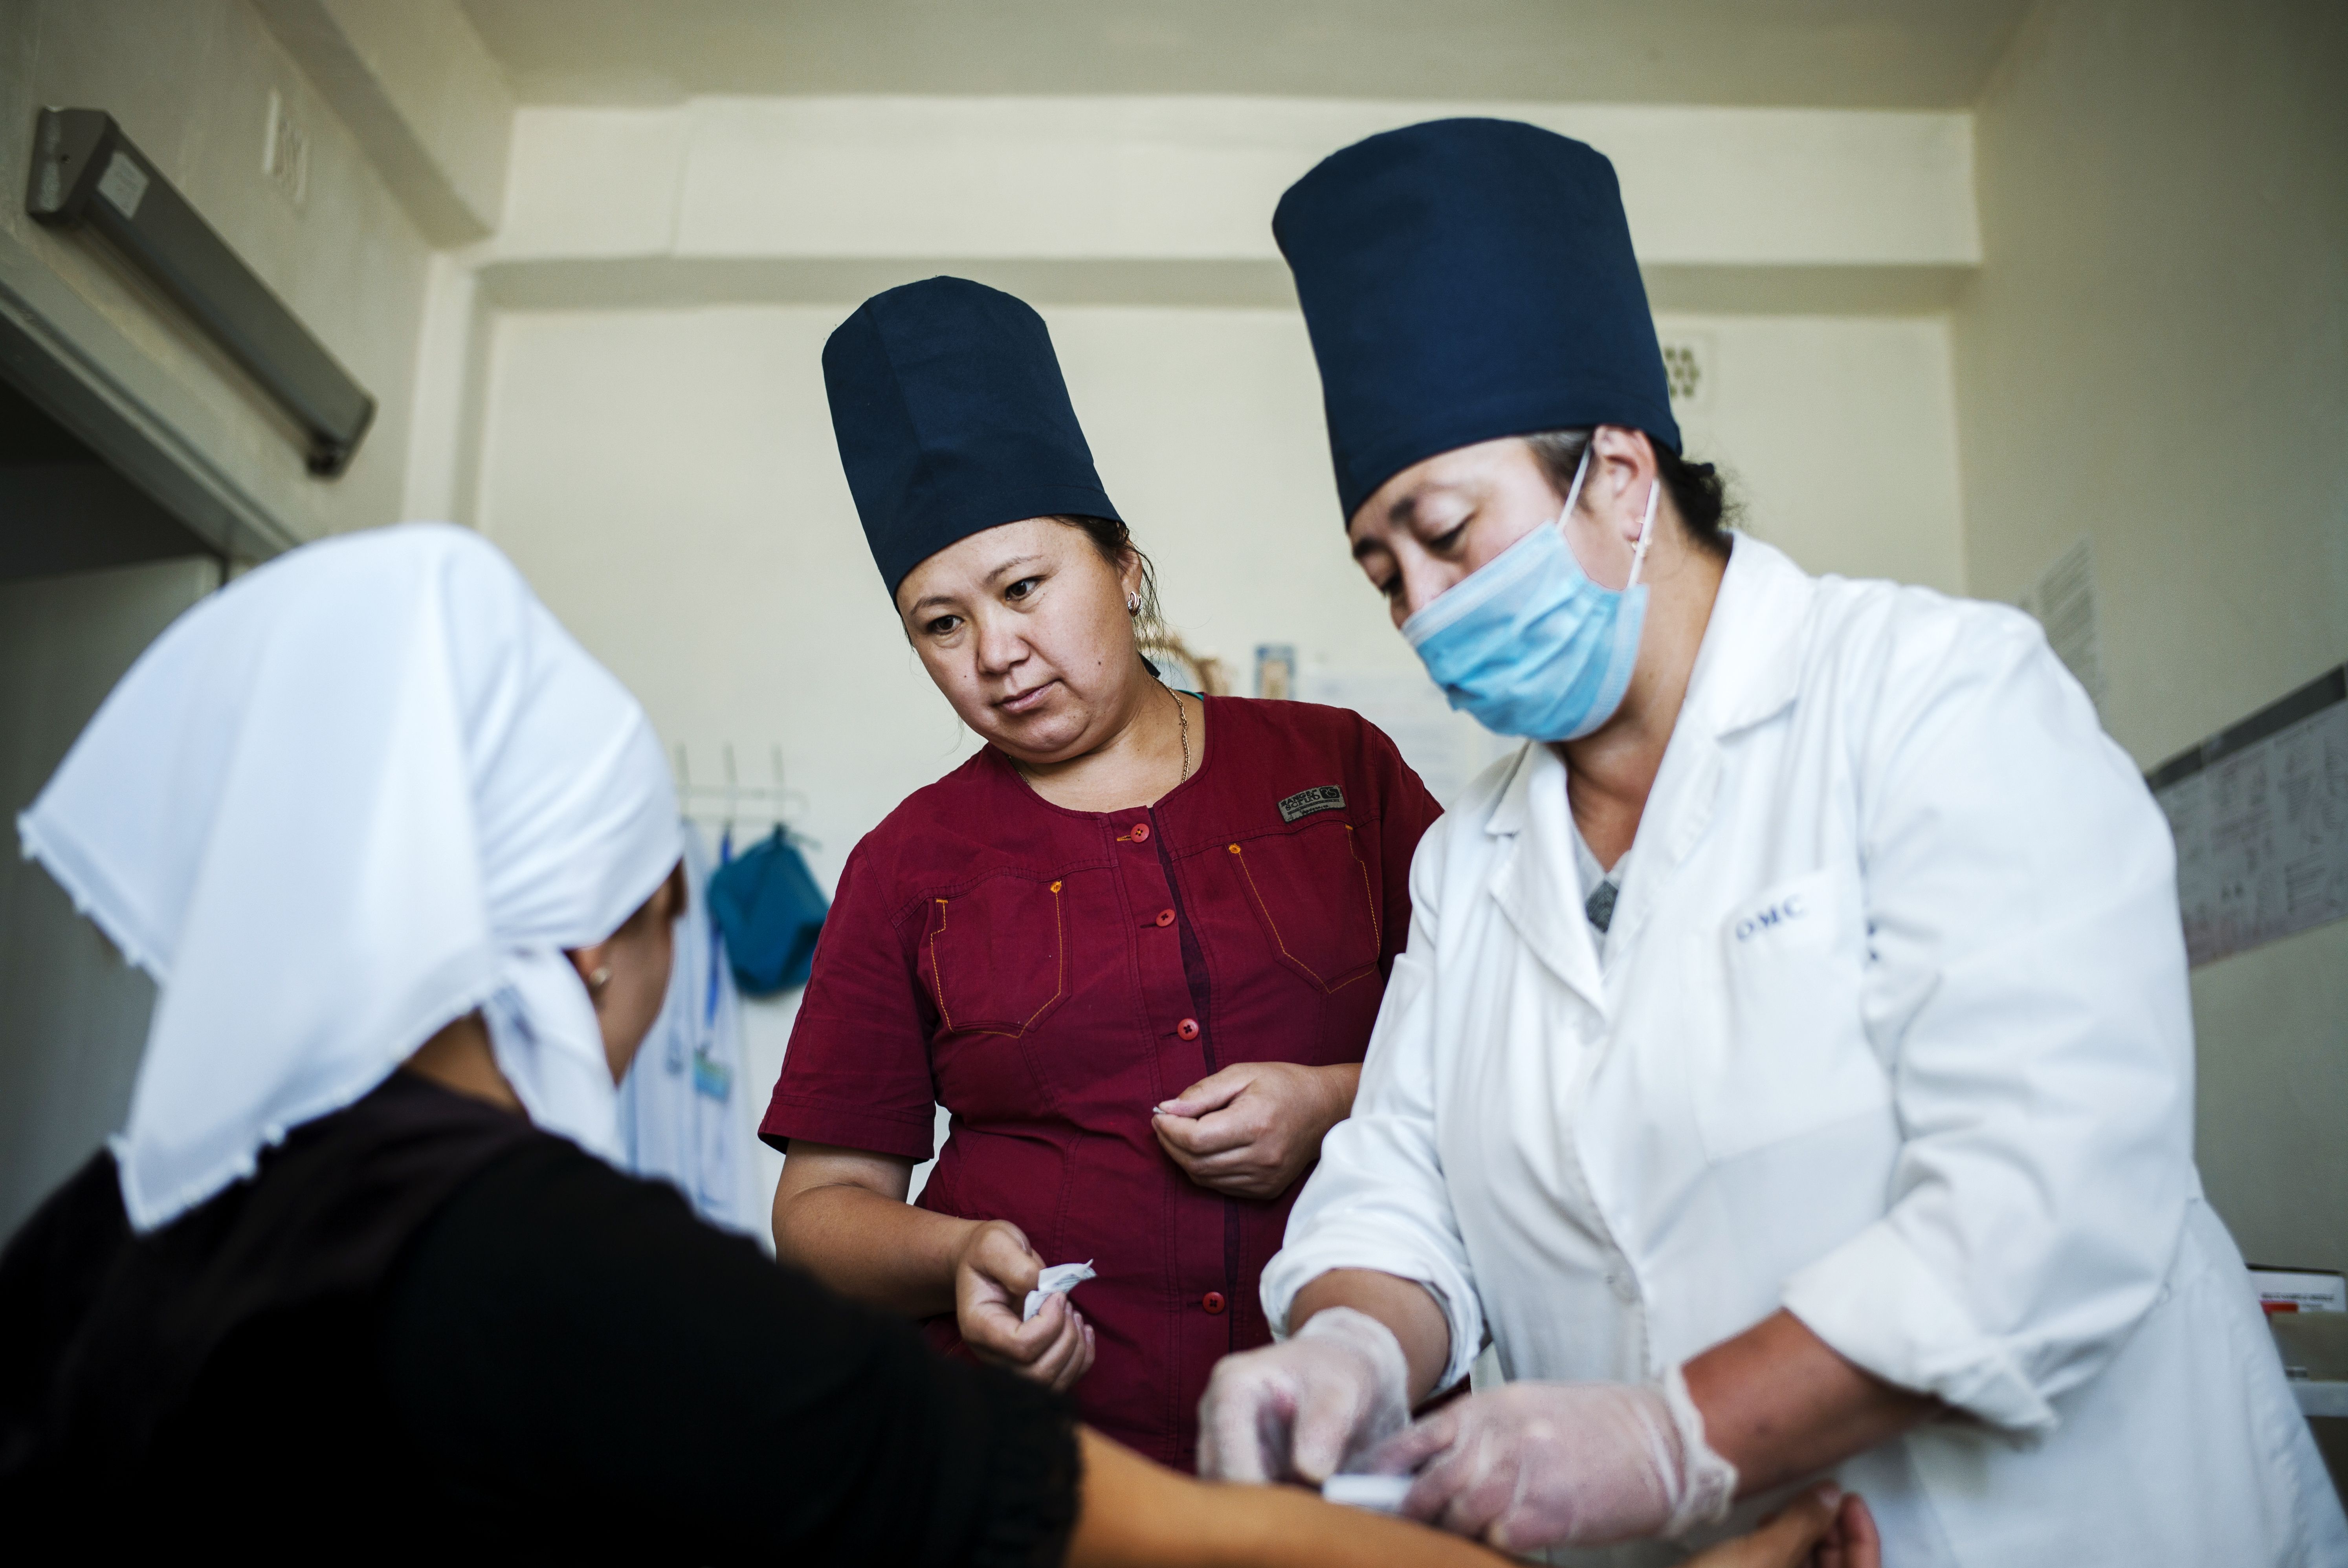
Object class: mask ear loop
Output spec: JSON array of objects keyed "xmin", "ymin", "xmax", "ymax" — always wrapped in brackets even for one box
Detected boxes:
[
  {"xmin": 1625, "ymin": 475, "xmax": 1663, "ymax": 590},
  {"xmin": 1554, "ymin": 441, "xmax": 1596, "ymax": 533},
  {"xmin": 1560, "ymin": 436, "xmax": 1663, "ymax": 592}
]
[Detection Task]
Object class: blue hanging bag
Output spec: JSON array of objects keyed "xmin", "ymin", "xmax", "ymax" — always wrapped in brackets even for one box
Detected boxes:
[{"xmin": 704, "ymin": 826, "xmax": 829, "ymax": 995}]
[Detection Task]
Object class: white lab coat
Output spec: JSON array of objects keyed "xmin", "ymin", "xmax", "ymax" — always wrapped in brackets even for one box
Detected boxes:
[
  {"xmin": 1264, "ymin": 537, "xmax": 2346, "ymax": 1566},
  {"xmin": 615, "ymin": 822, "xmax": 766, "ymax": 1239}
]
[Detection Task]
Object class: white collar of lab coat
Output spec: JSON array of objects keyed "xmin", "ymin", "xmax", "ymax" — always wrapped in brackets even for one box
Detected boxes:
[
  {"xmin": 1480, "ymin": 533, "xmax": 1818, "ymax": 1005},
  {"xmin": 1675, "ymin": 533, "xmax": 1815, "ymax": 743},
  {"xmin": 1485, "ymin": 533, "xmax": 1814, "ymax": 840}
]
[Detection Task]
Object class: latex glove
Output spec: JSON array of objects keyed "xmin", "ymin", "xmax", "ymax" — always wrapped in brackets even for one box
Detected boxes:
[
  {"xmin": 952, "ymin": 1218, "xmax": 1095, "ymax": 1392},
  {"xmin": 1196, "ymin": 1306, "xmax": 1411, "ymax": 1483},
  {"xmin": 1367, "ymin": 1365, "xmax": 1737, "ymax": 1552},
  {"xmin": 1152, "ymin": 1060, "xmax": 1353, "ymax": 1200}
]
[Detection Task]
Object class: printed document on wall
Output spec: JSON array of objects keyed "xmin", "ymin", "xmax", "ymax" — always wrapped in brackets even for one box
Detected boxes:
[{"xmin": 2154, "ymin": 670, "xmax": 2348, "ymax": 966}]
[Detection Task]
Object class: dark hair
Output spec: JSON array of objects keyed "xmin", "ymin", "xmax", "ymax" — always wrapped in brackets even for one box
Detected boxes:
[
  {"xmin": 1523, "ymin": 429, "xmax": 1736, "ymax": 561},
  {"xmin": 1055, "ymin": 515, "xmax": 1170, "ymax": 673}
]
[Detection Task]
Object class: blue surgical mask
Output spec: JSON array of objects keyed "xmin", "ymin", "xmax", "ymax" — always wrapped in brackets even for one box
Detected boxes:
[{"xmin": 1400, "ymin": 445, "xmax": 1660, "ymax": 742}]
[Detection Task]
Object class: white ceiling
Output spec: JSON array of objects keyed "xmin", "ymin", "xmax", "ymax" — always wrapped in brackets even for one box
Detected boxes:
[{"xmin": 458, "ymin": 0, "xmax": 2034, "ymax": 109}]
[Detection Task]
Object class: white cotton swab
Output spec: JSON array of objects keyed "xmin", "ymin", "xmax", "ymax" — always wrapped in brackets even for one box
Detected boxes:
[{"xmin": 1321, "ymin": 1474, "xmax": 1414, "ymax": 1513}]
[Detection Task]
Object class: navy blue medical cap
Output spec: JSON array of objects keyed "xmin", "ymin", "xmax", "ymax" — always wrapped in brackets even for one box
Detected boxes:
[
  {"xmin": 824, "ymin": 277, "xmax": 1121, "ymax": 596},
  {"xmin": 1273, "ymin": 119, "xmax": 1679, "ymax": 523}
]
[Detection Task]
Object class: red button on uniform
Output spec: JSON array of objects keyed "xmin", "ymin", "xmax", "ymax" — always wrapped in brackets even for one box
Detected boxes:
[
  {"xmin": 1176, "ymin": 1018, "xmax": 1200, "ymax": 1040},
  {"xmin": 1202, "ymin": 1291, "xmax": 1227, "ymax": 1315},
  {"xmin": 1129, "ymin": 822, "xmax": 1152, "ymax": 843},
  {"xmin": 1155, "ymin": 908, "xmax": 1176, "ymax": 927}
]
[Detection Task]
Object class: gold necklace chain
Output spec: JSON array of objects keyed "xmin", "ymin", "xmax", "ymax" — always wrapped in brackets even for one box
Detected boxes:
[{"xmin": 1170, "ymin": 684, "xmax": 1191, "ymax": 783}]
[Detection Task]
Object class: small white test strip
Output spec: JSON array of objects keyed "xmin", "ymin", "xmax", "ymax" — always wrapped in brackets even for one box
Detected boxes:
[
  {"xmin": 1321, "ymin": 1474, "xmax": 1414, "ymax": 1513},
  {"xmin": 1022, "ymin": 1259, "xmax": 1096, "ymax": 1321}
]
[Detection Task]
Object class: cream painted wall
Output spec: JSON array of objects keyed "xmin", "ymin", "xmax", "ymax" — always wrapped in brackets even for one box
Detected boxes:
[
  {"xmin": 1952, "ymin": 0, "xmax": 2348, "ymax": 1269},
  {"xmin": 1669, "ymin": 315, "xmax": 1967, "ymax": 595},
  {"xmin": 475, "ymin": 299, "xmax": 1970, "ymax": 1197},
  {"xmin": 474, "ymin": 303, "xmax": 966, "ymax": 1197},
  {"xmin": 495, "ymin": 97, "xmax": 1975, "ymax": 271},
  {"xmin": 0, "ymin": 0, "xmax": 438, "ymax": 547},
  {"xmin": 251, "ymin": 0, "xmax": 515, "ymax": 243}
]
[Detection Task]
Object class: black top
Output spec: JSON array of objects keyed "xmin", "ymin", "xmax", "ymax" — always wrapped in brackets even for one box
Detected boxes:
[{"xmin": 0, "ymin": 1073, "xmax": 1077, "ymax": 1564}]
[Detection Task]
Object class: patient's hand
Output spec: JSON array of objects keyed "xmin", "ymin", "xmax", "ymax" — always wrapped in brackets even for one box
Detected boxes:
[{"xmin": 1687, "ymin": 1486, "xmax": 1880, "ymax": 1568}]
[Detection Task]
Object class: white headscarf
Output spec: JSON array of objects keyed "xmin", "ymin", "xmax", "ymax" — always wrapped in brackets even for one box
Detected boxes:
[{"xmin": 17, "ymin": 524, "xmax": 680, "ymax": 1231}]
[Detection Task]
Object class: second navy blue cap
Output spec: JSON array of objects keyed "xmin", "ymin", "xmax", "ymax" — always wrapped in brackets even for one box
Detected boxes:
[
  {"xmin": 1273, "ymin": 119, "xmax": 1680, "ymax": 523},
  {"xmin": 824, "ymin": 277, "xmax": 1121, "ymax": 597}
]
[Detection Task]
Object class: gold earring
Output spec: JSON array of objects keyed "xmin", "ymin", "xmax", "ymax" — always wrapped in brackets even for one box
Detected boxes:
[{"xmin": 588, "ymin": 965, "xmax": 613, "ymax": 994}]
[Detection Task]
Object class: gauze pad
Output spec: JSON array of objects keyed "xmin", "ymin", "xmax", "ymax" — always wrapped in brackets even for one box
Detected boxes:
[{"xmin": 1023, "ymin": 1260, "xmax": 1096, "ymax": 1321}]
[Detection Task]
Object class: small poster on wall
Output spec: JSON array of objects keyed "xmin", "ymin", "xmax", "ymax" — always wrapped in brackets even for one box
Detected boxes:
[
  {"xmin": 2148, "ymin": 667, "xmax": 2348, "ymax": 967},
  {"xmin": 1255, "ymin": 644, "xmax": 1297, "ymax": 701}
]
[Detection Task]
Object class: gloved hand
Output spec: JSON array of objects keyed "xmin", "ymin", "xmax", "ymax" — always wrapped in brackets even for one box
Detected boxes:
[
  {"xmin": 1365, "ymin": 1365, "xmax": 1738, "ymax": 1552},
  {"xmin": 1196, "ymin": 1306, "xmax": 1412, "ymax": 1483}
]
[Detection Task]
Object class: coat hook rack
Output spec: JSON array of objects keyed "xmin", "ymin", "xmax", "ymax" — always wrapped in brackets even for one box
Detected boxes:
[{"xmin": 670, "ymin": 740, "xmax": 816, "ymax": 846}]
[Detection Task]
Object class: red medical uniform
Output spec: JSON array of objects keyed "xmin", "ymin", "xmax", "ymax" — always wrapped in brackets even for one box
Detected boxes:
[{"xmin": 761, "ymin": 696, "xmax": 1443, "ymax": 1469}]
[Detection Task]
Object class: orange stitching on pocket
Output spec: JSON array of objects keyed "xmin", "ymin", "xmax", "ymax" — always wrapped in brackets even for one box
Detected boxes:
[
  {"xmin": 926, "ymin": 899, "xmax": 956, "ymax": 1031},
  {"xmin": 1024, "ymin": 881, "xmax": 1066, "ymax": 1028},
  {"xmin": 1230, "ymin": 843, "xmax": 1376, "ymax": 995},
  {"xmin": 1346, "ymin": 825, "xmax": 1380, "ymax": 954},
  {"xmin": 929, "ymin": 883, "xmax": 1068, "ymax": 1038}
]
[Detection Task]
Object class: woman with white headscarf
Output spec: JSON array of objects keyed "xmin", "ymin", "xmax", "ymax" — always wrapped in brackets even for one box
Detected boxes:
[{"xmin": 6, "ymin": 523, "xmax": 1812, "ymax": 1566}]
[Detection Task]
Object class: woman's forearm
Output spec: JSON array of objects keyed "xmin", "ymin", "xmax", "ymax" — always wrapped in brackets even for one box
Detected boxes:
[
  {"xmin": 773, "ymin": 1178, "xmax": 974, "ymax": 1317},
  {"xmin": 1318, "ymin": 1062, "xmax": 1363, "ymax": 1127},
  {"xmin": 1680, "ymin": 1308, "xmax": 1937, "ymax": 1496},
  {"xmin": 1288, "ymin": 1269, "xmax": 1453, "ymax": 1406},
  {"xmin": 1067, "ymin": 1428, "xmax": 1504, "ymax": 1568}
]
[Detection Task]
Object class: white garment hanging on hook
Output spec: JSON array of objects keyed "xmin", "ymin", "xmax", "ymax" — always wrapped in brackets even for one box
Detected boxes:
[{"xmin": 615, "ymin": 821, "xmax": 764, "ymax": 1240}]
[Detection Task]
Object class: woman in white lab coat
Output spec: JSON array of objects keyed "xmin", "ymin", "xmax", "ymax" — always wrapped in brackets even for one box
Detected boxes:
[{"xmin": 1195, "ymin": 117, "xmax": 2348, "ymax": 1566}]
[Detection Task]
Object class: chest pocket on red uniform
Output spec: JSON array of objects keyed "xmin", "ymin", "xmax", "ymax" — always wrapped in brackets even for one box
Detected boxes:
[
  {"xmin": 921, "ymin": 875, "xmax": 1069, "ymax": 1037},
  {"xmin": 1225, "ymin": 821, "xmax": 1381, "ymax": 992}
]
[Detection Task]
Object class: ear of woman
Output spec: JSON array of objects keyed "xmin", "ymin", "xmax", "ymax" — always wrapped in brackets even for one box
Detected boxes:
[
  {"xmin": 566, "ymin": 861, "xmax": 688, "ymax": 1083},
  {"xmin": 408, "ymin": 861, "xmax": 687, "ymax": 1112},
  {"xmin": 1560, "ymin": 425, "xmax": 1663, "ymax": 592}
]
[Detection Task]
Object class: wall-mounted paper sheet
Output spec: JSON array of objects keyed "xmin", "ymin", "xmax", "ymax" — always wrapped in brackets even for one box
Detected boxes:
[{"xmin": 2150, "ymin": 667, "xmax": 2348, "ymax": 967}]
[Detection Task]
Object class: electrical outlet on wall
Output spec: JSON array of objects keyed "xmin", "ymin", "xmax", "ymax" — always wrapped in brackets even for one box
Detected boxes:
[{"xmin": 262, "ymin": 89, "xmax": 309, "ymax": 211}]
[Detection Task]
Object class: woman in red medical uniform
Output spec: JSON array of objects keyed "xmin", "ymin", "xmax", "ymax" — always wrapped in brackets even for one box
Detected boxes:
[{"xmin": 762, "ymin": 277, "xmax": 1444, "ymax": 1471}]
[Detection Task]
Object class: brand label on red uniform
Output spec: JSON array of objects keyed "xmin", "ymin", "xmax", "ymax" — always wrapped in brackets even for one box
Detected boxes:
[{"xmin": 1276, "ymin": 784, "xmax": 1346, "ymax": 823}]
